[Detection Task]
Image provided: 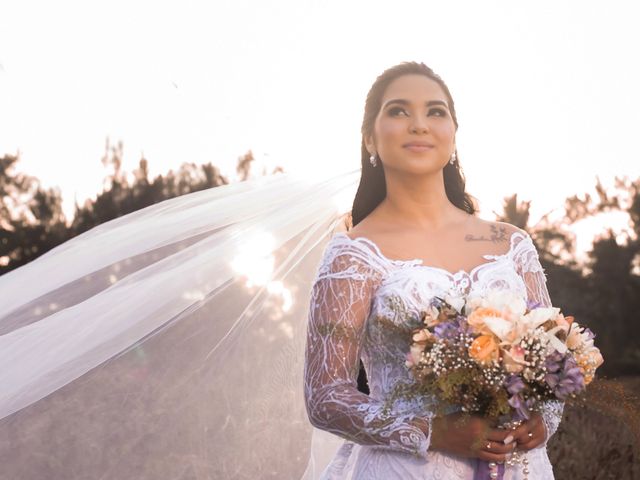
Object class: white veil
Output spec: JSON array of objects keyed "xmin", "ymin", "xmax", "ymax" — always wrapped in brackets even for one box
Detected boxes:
[{"xmin": 0, "ymin": 168, "xmax": 358, "ymax": 479}]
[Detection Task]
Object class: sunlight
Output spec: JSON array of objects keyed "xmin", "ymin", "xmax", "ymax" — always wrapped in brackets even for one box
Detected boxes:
[
  {"xmin": 231, "ymin": 232, "xmax": 296, "ymax": 321},
  {"xmin": 267, "ymin": 280, "xmax": 293, "ymax": 313},
  {"xmin": 231, "ymin": 231, "xmax": 276, "ymax": 288}
]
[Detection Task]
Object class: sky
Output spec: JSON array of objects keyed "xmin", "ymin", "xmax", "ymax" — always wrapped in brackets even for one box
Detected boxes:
[{"xmin": 1, "ymin": 0, "xmax": 639, "ymax": 251}]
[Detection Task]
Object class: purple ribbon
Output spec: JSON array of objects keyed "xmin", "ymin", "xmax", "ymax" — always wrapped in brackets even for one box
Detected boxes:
[{"xmin": 474, "ymin": 459, "xmax": 505, "ymax": 480}]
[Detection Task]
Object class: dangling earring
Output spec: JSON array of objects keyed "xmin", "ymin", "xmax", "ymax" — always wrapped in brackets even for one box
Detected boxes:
[
  {"xmin": 369, "ymin": 153, "xmax": 378, "ymax": 167},
  {"xmin": 449, "ymin": 151, "xmax": 457, "ymax": 165}
]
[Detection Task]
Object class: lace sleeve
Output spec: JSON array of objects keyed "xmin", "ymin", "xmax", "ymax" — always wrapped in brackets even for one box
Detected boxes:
[
  {"xmin": 303, "ymin": 237, "xmax": 432, "ymax": 458},
  {"xmin": 512, "ymin": 232, "xmax": 564, "ymax": 444}
]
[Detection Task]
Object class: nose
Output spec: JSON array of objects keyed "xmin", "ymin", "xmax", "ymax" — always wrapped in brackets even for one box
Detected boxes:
[{"xmin": 409, "ymin": 116, "xmax": 429, "ymax": 134}]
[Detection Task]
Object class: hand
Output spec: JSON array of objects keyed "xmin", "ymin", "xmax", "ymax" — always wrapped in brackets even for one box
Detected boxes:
[
  {"xmin": 429, "ymin": 413, "xmax": 517, "ymax": 463},
  {"xmin": 508, "ymin": 413, "xmax": 547, "ymax": 451}
]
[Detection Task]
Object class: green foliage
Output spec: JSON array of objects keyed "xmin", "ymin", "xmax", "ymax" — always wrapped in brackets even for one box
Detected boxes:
[
  {"xmin": 71, "ymin": 140, "xmax": 230, "ymax": 235},
  {"xmin": 497, "ymin": 180, "xmax": 640, "ymax": 377},
  {"xmin": 0, "ymin": 141, "xmax": 271, "ymax": 276},
  {"xmin": 0, "ymin": 154, "xmax": 71, "ymax": 274},
  {"xmin": 3, "ymin": 144, "xmax": 639, "ymax": 378}
]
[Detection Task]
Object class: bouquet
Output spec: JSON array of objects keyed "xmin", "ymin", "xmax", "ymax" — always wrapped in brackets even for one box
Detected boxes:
[{"xmin": 399, "ymin": 289, "xmax": 604, "ymax": 480}]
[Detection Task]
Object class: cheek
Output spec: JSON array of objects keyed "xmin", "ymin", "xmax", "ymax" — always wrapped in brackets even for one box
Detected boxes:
[
  {"xmin": 434, "ymin": 122, "xmax": 456, "ymax": 141},
  {"xmin": 377, "ymin": 119, "xmax": 404, "ymax": 140}
]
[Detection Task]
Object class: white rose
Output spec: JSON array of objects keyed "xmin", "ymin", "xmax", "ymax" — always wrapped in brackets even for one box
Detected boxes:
[
  {"xmin": 444, "ymin": 294, "xmax": 465, "ymax": 314},
  {"xmin": 522, "ymin": 307, "xmax": 559, "ymax": 330},
  {"xmin": 486, "ymin": 289, "xmax": 527, "ymax": 317}
]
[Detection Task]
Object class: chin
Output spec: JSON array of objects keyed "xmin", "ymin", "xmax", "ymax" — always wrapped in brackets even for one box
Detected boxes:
[{"xmin": 384, "ymin": 159, "xmax": 447, "ymax": 177}]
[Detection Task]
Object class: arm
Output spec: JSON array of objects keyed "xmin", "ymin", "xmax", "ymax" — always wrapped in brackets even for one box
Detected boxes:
[
  {"xmin": 303, "ymin": 241, "xmax": 432, "ymax": 458},
  {"xmin": 514, "ymin": 231, "xmax": 564, "ymax": 444}
]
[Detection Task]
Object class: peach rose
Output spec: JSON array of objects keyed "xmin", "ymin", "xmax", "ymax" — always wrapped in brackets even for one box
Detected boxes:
[
  {"xmin": 502, "ymin": 345, "xmax": 526, "ymax": 373},
  {"xmin": 469, "ymin": 334, "xmax": 500, "ymax": 365},
  {"xmin": 467, "ymin": 307, "xmax": 503, "ymax": 335}
]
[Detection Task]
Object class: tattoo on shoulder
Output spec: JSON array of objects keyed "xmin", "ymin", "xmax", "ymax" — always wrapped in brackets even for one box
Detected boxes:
[{"xmin": 464, "ymin": 225, "xmax": 508, "ymax": 243}]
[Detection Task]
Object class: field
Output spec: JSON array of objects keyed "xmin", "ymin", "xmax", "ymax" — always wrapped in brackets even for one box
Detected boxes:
[{"xmin": 548, "ymin": 376, "xmax": 640, "ymax": 479}]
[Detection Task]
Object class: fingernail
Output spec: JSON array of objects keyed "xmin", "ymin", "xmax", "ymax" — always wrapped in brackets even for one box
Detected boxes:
[{"xmin": 504, "ymin": 434, "xmax": 514, "ymax": 444}]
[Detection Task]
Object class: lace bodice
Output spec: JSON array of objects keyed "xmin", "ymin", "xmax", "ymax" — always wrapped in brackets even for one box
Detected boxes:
[{"xmin": 303, "ymin": 230, "xmax": 563, "ymax": 466}]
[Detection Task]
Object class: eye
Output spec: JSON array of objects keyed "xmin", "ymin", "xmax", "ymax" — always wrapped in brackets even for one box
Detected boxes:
[
  {"xmin": 388, "ymin": 106, "xmax": 409, "ymax": 117},
  {"xmin": 428, "ymin": 107, "xmax": 448, "ymax": 117}
]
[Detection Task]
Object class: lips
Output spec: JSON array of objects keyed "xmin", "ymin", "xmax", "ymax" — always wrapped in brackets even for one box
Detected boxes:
[
  {"xmin": 403, "ymin": 141, "xmax": 435, "ymax": 148},
  {"xmin": 403, "ymin": 142, "xmax": 435, "ymax": 152}
]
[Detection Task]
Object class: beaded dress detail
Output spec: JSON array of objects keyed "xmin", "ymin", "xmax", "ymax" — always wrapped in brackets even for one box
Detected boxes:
[{"xmin": 303, "ymin": 231, "xmax": 562, "ymax": 480}]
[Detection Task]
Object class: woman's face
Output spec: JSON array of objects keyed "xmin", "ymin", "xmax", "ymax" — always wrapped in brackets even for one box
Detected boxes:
[{"xmin": 365, "ymin": 74, "xmax": 456, "ymax": 176}]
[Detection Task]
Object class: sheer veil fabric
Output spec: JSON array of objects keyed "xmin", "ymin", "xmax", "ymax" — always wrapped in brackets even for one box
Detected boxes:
[{"xmin": 0, "ymin": 169, "xmax": 357, "ymax": 479}]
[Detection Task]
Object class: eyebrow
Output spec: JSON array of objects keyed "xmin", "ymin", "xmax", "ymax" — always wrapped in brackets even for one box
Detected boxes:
[{"xmin": 382, "ymin": 99, "xmax": 449, "ymax": 110}]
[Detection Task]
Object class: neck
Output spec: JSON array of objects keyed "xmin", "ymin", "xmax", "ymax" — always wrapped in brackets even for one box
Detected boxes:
[{"xmin": 378, "ymin": 170, "xmax": 467, "ymax": 231}]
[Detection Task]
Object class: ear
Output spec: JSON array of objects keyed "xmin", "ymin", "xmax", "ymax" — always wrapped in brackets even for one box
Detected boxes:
[{"xmin": 364, "ymin": 134, "xmax": 376, "ymax": 156}]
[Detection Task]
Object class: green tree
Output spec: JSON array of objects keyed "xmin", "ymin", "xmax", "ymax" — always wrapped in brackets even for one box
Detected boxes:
[
  {"xmin": 496, "ymin": 178, "xmax": 640, "ymax": 376},
  {"xmin": 0, "ymin": 154, "xmax": 70, "ymax": 275},
  {"xmin": 1, "ymin": 141, "xmax": 276, "ymax": 276},
  {"xmin": 71, "ymin": 139, "xmax": 230, "ymax": 235}
]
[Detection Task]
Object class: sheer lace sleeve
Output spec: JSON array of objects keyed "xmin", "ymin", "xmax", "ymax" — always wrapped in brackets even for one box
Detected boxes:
[
  {"xmin": 512, "ymin": 231, "xmax": 564, "ymax": 444},
  {"xmin": 303, "ymin": 236, "xmax": 432, "ymax": 458}
]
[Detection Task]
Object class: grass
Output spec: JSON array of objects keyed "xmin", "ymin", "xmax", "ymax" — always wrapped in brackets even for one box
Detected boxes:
[{"xmin": 548, "ymin": 376, "xmax": 640, "ymax": 480}]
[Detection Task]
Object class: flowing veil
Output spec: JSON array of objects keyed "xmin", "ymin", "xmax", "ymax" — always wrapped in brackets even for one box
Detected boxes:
[{"xmin": 0, "ymin": 168, "xmax": 358, "ymax": 479}]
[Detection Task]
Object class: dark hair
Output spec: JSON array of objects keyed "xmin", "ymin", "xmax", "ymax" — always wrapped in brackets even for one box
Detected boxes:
[{"xmin": 351, "ymin": 61, "xmax": 476, "ymax": 227}]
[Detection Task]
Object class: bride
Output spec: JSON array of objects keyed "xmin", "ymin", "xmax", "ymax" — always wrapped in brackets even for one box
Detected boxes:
[
  {"xmin": 0, "ymin": 61, "xmax": 562, "ymax": 479},
  {"xmin": 303, "ymin": 62, "xmax": 562, "ymax": 479}
]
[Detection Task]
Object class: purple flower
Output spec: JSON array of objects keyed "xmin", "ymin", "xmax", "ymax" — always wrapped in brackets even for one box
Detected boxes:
[
  {"xmin": 545, "ymin": 351, "xmax": 563, "ymax": 375},
  {"xmin": 545, "ymin": 354, "xmax": 585, "ymax": 400},
  {"xmin": 505, "ymin": 374, "xmax": 525, "ymax": 396},
  {"xmin": 504, "ymin": 375, "xmax": 531, "ymax": 419},
  {"xmin": 434, "ymin": 321, "xmax": 458, "ymax": 339},
  {"xmin": 433, "ymin": 316, "xmax": 471, "ymax": 340},
  {"xmin": 582, "ymin": 328, "xmax": 595, "ymax": 341},
  {"xmin": 507, "ymin": 392, "xmax": 534, "ymax": 420}
]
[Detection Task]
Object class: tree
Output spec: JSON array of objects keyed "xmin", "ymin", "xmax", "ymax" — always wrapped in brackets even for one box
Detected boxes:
[
  {"xmin": 0, "ymin": 154, "xmax": 70, "ymax": 275},
  {"xmin": 495, "ymin": 178, "xmax": 640, "ymax": 376},
  {"xmin": 71, "ymin": 138, "xmax": 230, "ymax": 235},
  {"xmin": 1, "ymin": 141, "xmax": 276, "ymax": 276}
]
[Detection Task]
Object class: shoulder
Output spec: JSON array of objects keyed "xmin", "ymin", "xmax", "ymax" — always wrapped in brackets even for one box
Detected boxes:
[
  {"xmin": 472, "ymin": 219, "xmax": 538, "ymax": 262},
  {"xmin": 315, "ymin": 232, "xmax": 387, "ymax": 283},
  {"xmin": 483, "ymin": 219, "xmax": 528, "ymax": 240},
  {"xmin": 481, "ymin": 221, "xmax": 546, "ymax": 273}
]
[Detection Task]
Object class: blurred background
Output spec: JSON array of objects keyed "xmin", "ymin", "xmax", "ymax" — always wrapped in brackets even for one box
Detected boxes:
[{"xmin": 1, "ymin": 0, "xmax": 639, "ymax": 478}]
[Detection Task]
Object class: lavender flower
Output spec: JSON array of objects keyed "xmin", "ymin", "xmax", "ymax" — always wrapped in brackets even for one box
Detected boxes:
[
  {"xmin": 433, "ymin": 316, "xmax": 471, "ymax": 340},
  {"xmin": 545, "ymin": 353, "xmax": 585, "ymax": 400},
  {"xmin": 434, "ymin": 321, "xmax": 458, "ymax": 340},
  {"xmin": 505, "ymin": 375, "xmax": 531, "ymax": 419},
  {"xmin": 505, "ymin": 374, "xmax": 525, "ymax": 396},
  {"xmin": 582, "ymin": 327, "xmax": 595, "ymax": 341}
]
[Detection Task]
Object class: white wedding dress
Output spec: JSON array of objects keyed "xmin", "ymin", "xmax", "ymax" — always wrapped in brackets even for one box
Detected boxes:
[{"xmin": 304, "ymin": 230, "xmax": 564, "ymax": 480}]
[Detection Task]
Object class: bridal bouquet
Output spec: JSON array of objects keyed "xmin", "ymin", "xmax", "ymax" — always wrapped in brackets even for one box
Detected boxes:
[
  {"xmin": 394, "ymin": 289, "xmax": 604, "ymax": 479},
  {"xmin": 402, "ymin": 289, "xmax": 603, "ymax": 421}
]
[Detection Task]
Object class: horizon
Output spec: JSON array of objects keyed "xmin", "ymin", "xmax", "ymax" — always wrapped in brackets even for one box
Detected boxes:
[{"xmin": 1, "ymin": 0, "xmax": 639, "ymax": 254}]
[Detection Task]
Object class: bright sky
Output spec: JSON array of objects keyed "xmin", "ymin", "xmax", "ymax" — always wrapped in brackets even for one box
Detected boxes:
[{"xmin": 1, "ymin": 0, "xmax": 639, "ymax": 243}]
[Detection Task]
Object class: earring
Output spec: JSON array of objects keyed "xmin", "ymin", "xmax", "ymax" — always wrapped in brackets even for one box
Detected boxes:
[
  {"xmin": 449, "ymin": 151, "xmax": 457, "ymax": 165},
  {"xmin": 369, "ymin": 153, "xmax": 378, "ymax": 167}
]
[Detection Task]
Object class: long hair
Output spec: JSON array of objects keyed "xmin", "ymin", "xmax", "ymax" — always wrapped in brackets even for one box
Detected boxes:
[{"xmin": 351, "ymin": 62, "xmax": 476, "ymax": 227}]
